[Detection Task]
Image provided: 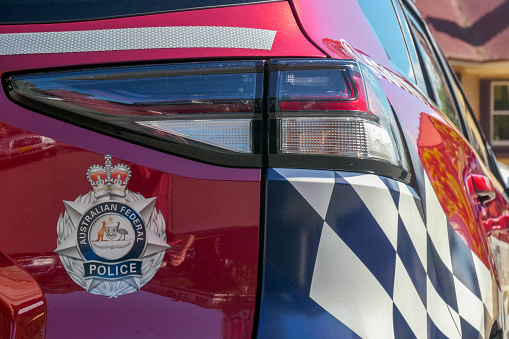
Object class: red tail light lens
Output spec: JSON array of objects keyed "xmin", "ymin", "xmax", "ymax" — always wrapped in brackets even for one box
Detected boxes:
[{"xmin": 278, "ymin": 67, "xmax": 367, "ymax": 112}]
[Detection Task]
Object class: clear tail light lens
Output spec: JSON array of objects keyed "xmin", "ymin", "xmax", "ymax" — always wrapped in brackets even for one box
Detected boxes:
[
  {"xmin": 281, "ymin": 117, "xmax": 369, "ymax": 156},
  {"xmin": 269, "ymin": 59, "xmax": 409, "ymax": 178},
  {"xmin": 136, "ymin": 119, "xmax": 252, "ymax": 153}
]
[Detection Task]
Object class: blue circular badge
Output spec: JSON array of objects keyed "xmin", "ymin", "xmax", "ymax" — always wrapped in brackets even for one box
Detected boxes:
[{"xmin": 77, "ymin": 202, "xmax": 146, "ymax": 263}]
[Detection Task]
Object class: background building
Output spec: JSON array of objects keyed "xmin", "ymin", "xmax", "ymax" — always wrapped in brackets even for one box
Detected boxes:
[{"xmin": 416, "ymin": 0, "xmax": 509, "ymax": 162}]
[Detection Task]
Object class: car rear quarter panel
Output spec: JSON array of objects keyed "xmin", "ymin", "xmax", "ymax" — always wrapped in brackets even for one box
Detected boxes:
[
  {"xmin": 290, "ymin": 0, "xmax": 494, "ymax": 279},
  {"xmin": 280, "ymin": 0, "xmax": 506, "ymax": 337},
  {"xmin": 0, "ymin": 1, "xmax": 324, "ymax": 72}
]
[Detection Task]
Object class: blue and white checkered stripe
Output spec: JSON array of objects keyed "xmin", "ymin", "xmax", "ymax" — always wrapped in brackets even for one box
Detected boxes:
[
  {"xmin": 264, "ymin": 168, "xmax": 501, "ymax": 339},
  {"xmin": 490, "ymin": 236, "xmax": 509, "ymax": 338}
]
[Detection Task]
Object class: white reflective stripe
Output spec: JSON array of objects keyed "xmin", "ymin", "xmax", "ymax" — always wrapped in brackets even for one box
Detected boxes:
[{"xmin": 0, "ymin": 26, "xmax": 277, "ymax": 55}]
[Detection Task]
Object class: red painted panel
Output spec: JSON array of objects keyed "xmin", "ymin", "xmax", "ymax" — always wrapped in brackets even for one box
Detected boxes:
[
  {"xmin": 291, "ymin": 0, "xmax": 389, "ymax": 68},
  {"xmin": 417, "ymin": 114, "xmax": 492, "ymax": 266},
  {"xmin": 0, "ymin": 251, "xmax": 45, "ymax": 339},
  {"xmin": 0, "ymin": 122, "xmax": 260, "ymax": 338},
  {"xmin": 0, "ymin": 1, "xmax": 324, "ymax": 73}
]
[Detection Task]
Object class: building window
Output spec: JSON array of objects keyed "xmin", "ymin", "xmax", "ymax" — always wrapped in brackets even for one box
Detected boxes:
[{"xmin": 491, "ymin": 81, "xmax": 509, "ymax": 145}]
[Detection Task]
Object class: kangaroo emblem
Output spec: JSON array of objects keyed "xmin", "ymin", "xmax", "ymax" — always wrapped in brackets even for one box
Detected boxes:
[
  {"xmin": 93, "ymin": 221, "xmax": 108, "ymax": 242},
  {"xmin": 116, "ymin": 222, "xmax": 129, "ymax": 241}
]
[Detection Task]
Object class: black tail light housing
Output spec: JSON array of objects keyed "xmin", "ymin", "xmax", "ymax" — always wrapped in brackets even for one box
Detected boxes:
[
  {"xmin": 4, "ymin": 61, "xmax": 264, "ymax": 167},
  {"xmin": 268, "ymin": 59, "xmax": 410, "ymax": 181},
  {"xmin": 4, "ymin": 59, "xmax": 410, "ymax": 182}
]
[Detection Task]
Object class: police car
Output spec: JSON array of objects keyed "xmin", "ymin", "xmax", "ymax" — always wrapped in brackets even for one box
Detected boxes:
[{"xmin": 0, "ymin": 0, "xmax": 507, "ymax": 338}]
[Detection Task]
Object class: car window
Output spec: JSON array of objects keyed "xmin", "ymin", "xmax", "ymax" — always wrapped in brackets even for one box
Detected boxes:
[
  {"xmin": 405, "ymin": 10, "xmax": 461, "ymax": 130},
  {"xmin": 391, "ymin": 0, "xmax": 427, "ymax": 91},
  {"xmin": 357, "ymin": 0, "xmax": 415, "ymax": 83},
  {"xmin": 0, "ymin": 0, "xmax": 275, "ymax": 24}
]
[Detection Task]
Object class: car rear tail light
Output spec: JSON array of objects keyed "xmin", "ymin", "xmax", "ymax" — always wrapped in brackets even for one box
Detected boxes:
[
  {"xmin": 5, "ymin": 59, "xmax": 410, "ymax": 180},
  {"xmin": 269, "ymin": 59, "xmax": 409, "ymax": 180},
  {"xmin": 5, "ymin": 61, "xmax": 263, "ymax": 167}
]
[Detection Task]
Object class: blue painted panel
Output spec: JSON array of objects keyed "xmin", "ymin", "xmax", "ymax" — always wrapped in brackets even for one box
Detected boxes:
[
  {"xmin": 393, "ymin": 304, "xmax": 417, "ymax": 339},
  {"xmin": 265, "ymin": 170, "xmax": 324, "ymax": 294},
  {"xmin": 429, "ymin": 238, "xmax": 458, "ymax": 312},
  {"xmin": 448, "ymin": 223, "xmax": 481, "ymax": 298},
  {"xmin": 460, "ymin": 317, "xmax": 481, "ymax": 339},
  {"xmin": 325, "ymin": 172, "xmax": 397, "ymax": 297},
  {"xmin": 397, "ymin": 216, "xmax": 427, "ymax": 306},
  {"xmin": 257, "ymin": 260, "xmax": 360, "ymax": 339},
  {"xmin": 428, "ymin": 315, "xmax": 449, "ymax": 339}
]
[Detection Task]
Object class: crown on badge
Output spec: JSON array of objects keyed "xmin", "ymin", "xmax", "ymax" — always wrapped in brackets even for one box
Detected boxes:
[{"xmin": 87, "ymin": 155, "xmax": 131, "ymax": 198}]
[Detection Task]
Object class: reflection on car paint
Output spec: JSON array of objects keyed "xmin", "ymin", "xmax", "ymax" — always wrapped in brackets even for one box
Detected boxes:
[
  {"xmin": 322, "ymin": 38, "xmax": 430, "ymax": 105},
  {"xmin": 0, "ymin": 251, "xmax": 45, "ymax": 339}
]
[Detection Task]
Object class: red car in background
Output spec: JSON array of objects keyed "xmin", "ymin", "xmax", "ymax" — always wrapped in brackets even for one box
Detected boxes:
[{"xmin": 0, "ymin": 0, "xmax": 508, "ymax": 338}]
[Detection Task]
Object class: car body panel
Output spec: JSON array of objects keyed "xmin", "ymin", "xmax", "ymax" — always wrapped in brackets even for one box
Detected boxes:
[
  {"xmin": 0, "ymin": 3, "xmax": 320, "ymax": 335},
  {"xmin": 0, "ymin": 120, "xmax": 261, "ymax": 338},
  {"xmin": 285, "ymin": 0, "xmax": 508, "ymax": 336},
  {"xmin": 291, "ymin": 0, "xmax": 493, "ymax": 264},
  {"xmin": 0, "ymin": 1, "xmax": 324, "ymax": 73},
  {"xmin": 260, "ymin": 168, "xmax": 500, "ymax": 338},
  {"xmin": 0, "ymin": 251, "xmax": 45, "ymax": 339},
  {"xmin": 1, "ymin": 0, "xmax": 508, "ymax": 338}
]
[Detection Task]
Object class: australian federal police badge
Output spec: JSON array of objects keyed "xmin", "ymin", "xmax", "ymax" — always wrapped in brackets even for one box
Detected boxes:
[{"xmin": 55, "ymin": 155, "xmax": 169, "ymax": 298}]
